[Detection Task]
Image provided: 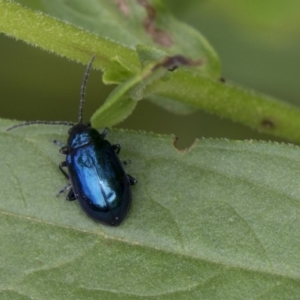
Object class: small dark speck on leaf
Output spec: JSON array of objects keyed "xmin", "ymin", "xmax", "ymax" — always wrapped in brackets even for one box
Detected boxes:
[
  {"xmin": 138, "ymin": 0, "xmax": 173, "ymax": 47},
  {"xmin": 220, "ymin": 77, "xmax": 226, "ymax": 83},
  {"xmin": 261, "ymin": 119, "xmax": 276, "ymax": 129},
  {"xmin": 152, "ymin": 55, "xmax": 202, "ymax": 72}
]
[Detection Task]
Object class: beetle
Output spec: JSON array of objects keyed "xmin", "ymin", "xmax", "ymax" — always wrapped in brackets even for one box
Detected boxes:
[{"xmin": 7, "ymin": 56, "xmax": 137, "ymax": 226}]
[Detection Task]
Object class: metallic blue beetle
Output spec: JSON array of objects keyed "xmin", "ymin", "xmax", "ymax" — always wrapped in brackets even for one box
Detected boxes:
[{"xmin": 7, "ymin": 56, "xmax": 137, "ymax": 226}]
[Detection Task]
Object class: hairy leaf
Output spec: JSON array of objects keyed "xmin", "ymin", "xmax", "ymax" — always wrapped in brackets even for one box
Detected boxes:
[{"xmin": 1, "ymin": 119, "xmax": 300, "ymax": 299}]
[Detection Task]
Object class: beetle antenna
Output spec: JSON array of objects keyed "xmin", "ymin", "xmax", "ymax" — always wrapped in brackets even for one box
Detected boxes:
[
  {"xmin": 6, "ymin": 121, "xmax": 74, "ymax": 132},
  {"xmin": 79, "ymin": 55, "xmax": 96, "ymax": 124}
]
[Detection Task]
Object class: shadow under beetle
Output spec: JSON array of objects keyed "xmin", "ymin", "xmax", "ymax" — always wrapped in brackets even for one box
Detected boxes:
[{"xmin": 7, "ymin": 56, "xmax": 137, "ymax": 226}]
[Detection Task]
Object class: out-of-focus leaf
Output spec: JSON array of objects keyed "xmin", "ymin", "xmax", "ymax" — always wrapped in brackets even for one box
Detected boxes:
[
  {"xmin": 35, "ymin": 0, "xmax": 220, "ymax": 78},
  {"xmin": 210, "ymin": 0, "xmax": 300, "ymax": 45},
  {"xmin": 0, "ymin": 0, "xmax": 140, "ymax": 78}
]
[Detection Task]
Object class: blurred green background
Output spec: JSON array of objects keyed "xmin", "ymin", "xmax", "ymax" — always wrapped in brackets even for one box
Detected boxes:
[{"xmin": 1, "ymin": 0, "xmax": 300, "ymax": 148}]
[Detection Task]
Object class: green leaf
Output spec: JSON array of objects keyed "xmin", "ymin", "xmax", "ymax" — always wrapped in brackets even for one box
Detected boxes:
[
  {"xmin": 91, "ymin": 59, "xmax": 164, "ymax": 128},
  {"xmin": 6, "ymin": 0, "xmax": 219, "ymax": 80},
  {"xmin": 2, "ymin": 119, "xmax": 300, "ymax": 299},
  {"xmin": 4, "ymin": 0, "xmax": 300, "ymax": 143},
  {"xmin": 91, "ymin": 55, "xmax": 202, "ymax": 127},
  {"xmin": 91, "ymin": 82, "xmax": 137, "ymax": 129},
  {"xmin": 36, "ymin": 0, "xmax": 220, "ymax": 78},
  {"xmin": 0, "ymin": 0, "xmax": 140, "ymax": 78},
  {"xmin": 145, "ymin": 69, "xmax": 300, "ymax": 143}
]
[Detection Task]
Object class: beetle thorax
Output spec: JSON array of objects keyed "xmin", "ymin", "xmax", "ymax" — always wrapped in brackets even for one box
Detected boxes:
[{"xmin": 68, "ymin": 123, "xmax": 94, "ymax": 149}]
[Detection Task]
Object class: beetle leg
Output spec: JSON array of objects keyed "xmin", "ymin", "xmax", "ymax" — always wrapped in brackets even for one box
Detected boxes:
[
  {"xmin": 112, "ymin": 144, "xmax": 121, "ymax": 154},
  {"xmin": 53, "ymin": 139, "xmax": 65, "ymax": 147},
  {"xmin": 59, "ymin": 146, "xmax": 69, "ymax": 155},
  {"xmin": 66, "ymin": 189, "xmax": 76, "ymax": 201},
  {"xmin": 57, "ymin": 162, "xmax": 76, "ymax": 201},
  {"xmin": 127, "ymin": 174, "xmax": 137, "ymax": 185},
  {"xmin": 59, "ymin": 161, "xmax": 69, "ymax": 179},
  {"xmin": 53, "ymin": 140, "xmax": 69, "ymax": 154},
  {"xmin": 56, "ymin": 183, "xmax": 76, "ymax": 201},
  {"xmin": 100, "ymin": 127, "xmax": 108, "ymax": 139},
  {"xmin": 56, "ymin": 183, "xmax": 72, "ymax": 197}
]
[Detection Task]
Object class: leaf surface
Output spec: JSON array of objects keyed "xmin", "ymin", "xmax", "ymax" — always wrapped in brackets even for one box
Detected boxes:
[{"xmin": 1, "ymin": 119, "xmax": 300, "ymax": 299}]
